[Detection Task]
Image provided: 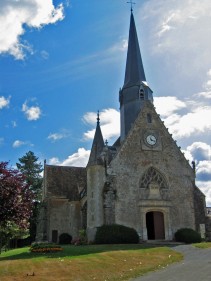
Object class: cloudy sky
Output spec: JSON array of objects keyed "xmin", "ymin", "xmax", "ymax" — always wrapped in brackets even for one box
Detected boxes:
[{"xmin": 0, "ymin": 0, "xmax": 210, "ymax": 206}]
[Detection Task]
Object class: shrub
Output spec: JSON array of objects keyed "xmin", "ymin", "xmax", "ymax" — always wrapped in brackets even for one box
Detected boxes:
[
  {"xmin": 95, "ymin": 224, "xmax": 139, "ymax": 244},
  {"xmin": 59, "ymin": 233, "xmax": 72, "ymax": 244},
  {"xmin": 175, "ymin": 228, "xmax": 202, "ymax": 244},
  {"xmin": 30, "ymin": 242, "xmax": 63, "ymax": 253}
]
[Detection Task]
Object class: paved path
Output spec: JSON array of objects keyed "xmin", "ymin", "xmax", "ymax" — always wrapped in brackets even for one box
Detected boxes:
[{"xmin": 131, "ymin": 245, "xmax": 211, "ymax": 281}]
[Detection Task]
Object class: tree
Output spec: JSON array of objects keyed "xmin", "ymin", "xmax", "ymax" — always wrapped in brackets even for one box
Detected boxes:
[
  {"xmin": 16, "ymin": 151, "xmax": 43, "ymax": 201},
  {"xmin": 0, "ymin": 162, "xmax": 34, "ymax": 252},
  {"xmin": 16, "ymin": 151, "xmax": 43, "ymax": 242}
]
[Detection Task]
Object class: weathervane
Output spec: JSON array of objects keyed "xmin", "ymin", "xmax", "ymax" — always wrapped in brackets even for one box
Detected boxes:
[{"xmin": 127, "ymin": 0, "xmax": 136, "ymax": 12}]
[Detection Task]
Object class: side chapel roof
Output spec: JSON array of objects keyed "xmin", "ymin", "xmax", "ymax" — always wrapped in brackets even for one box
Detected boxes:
[{"xmin": 44, "ymin": 165, "xmax": 86, "ymax": 201}]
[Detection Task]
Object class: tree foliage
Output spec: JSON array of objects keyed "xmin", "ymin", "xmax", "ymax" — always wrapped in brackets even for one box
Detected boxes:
[
  {"xmin": 16, "ymin": 151, "xmax": 44, "ymax": 242},
  {"xmin": 0, "ymin": 162, "xmax": 34, "ymax": 229},
  {"xmin": 16, "ymin": 151, "xmax": 43, "ymax": 201}
]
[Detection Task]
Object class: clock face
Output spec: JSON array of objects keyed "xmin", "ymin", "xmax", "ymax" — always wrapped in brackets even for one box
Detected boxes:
[{"xmin": 146, "ymin": 134, "xmax": 157, "ymax": 146}]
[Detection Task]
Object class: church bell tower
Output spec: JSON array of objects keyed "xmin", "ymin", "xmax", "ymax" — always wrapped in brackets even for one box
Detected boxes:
[{"xmin": 120, "ymin": 11, "xmax": 153, "ymax": 142}]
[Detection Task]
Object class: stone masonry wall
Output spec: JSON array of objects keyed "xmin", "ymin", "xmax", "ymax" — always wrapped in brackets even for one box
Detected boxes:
[
  {"xmin": 108, "ymin": 103, "xmax": 199, "ymax": 240},
  {"xmin": 206, "ymin": 216, "xmax": 211, "ymax": 241},
  {"xmin": 47, "ymin": 198, "xmax": 81, "ymax": 242},
  {"xmin": 87, "ymin": 165, "xmax": 105, "ymax": 241}
]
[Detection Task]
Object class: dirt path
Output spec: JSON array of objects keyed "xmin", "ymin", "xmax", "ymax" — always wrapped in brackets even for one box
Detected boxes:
[{"xmin": 131, "ymin": 245, "xmax": 211, "ymax": 281}]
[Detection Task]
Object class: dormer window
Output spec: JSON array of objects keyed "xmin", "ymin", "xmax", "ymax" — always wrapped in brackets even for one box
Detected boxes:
[{"xmin": 139, "ymin": 89, "xmax": 144, "ymax": 99}]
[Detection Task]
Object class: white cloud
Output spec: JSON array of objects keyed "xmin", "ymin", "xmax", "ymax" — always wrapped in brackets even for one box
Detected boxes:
[
  {"xmin": 0, "ymin": 96, "xmax": 10, "ymax": 109},
  {"xmin": 140, "ymin": 0, "xmax": 211, "ymax": 78},
  {"xmin": 40, "ymin": 50, "xmax": 49, "ymax": 60},
  {"xmin": 154, "ymin": 96, "xmax": 186, "ymax": 117},
  {"xmin": 182, "ymin": 148, "xmax": 193, "ymax": 163},
  {"xmin": 12, "ymin": 139, "xmax": 34, "ymax": 148},
  {"xmin": 12, "ymin": 140, "xmax": 26, "ymax": 148},
  {"xmin": 49, "ymin": 148, "xmax": 90, "ymax": 167},
  {"xmin": 185, "ymin": 142, "xmax": 211, "ymax": 162},
  {"xmin": 164, "ymin": 106, "xmax": 211, "ymax": 139},
  {"xmin": 196, "ymin": 68, "xmax": 211, "ymax": 99},
  {"xmin": 196, "ymin": 91, "xmax": 211, "ymax": 99},
  {"xmin": 196, "ymin": 181, "xmax": 211, "ymax": 207},
  {"xmin": 154, "ymin": 93, "xmax": 211, "ymax": 139},
  {"xmin": 108, "ymin": 39, "xmax": 128, "ymax": 53},
  {"xmin": 182, "ymin": 142, "xmax": 211, "ymax": 205},
  {"xmin": 196, "ymin": 161, "xmax": 211, "ymax": 181},
  {"xmin": 48, "ymin": 157, "xmax": 60, "ymax": 165},
  {"xmin": 0, "ymin": 0, "xmax": 64, "ymax": 59},
  {"xmin": 47, "ymin": 132, "xmax": 69, "ymax": 142},
  {"xmin": 83, "ymin": 108, "xmax": 120, "ymax": 141},
  {"xmin": 22, "ymin": 101, "xmax": 41, "ymax": 121},
  {"xmin": 157, "ymin": 12, "xmax": 176, "ymax": 37}
]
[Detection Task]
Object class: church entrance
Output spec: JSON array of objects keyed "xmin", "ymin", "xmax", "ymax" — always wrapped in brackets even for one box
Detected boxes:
[{"xmin": 146, "ymin": 211, "xmax": 165, "ymax": 240}]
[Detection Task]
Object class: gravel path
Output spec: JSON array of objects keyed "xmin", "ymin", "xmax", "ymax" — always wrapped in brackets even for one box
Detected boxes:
[{"xmin": 131, "ymin": 245, "xmax": 211, "ymax": 281}]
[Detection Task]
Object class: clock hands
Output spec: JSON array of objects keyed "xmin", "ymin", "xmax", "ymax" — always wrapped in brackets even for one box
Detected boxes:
[
  {"xmin": 150, "ymin": 136, "xmax": 155, "ymax": 142},
  {"xmin": 146, "ymin": 134, "xmax": 157, "ymax": 146}
]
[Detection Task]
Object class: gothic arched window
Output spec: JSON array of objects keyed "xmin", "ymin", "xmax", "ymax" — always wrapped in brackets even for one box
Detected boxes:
[{"xmin": 140, "ymin": 167, "xmax": 167, "ymax": 189}]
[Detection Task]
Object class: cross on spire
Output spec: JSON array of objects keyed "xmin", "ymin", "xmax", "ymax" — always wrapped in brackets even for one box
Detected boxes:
[
  {"xmin": 97, "ymin": 110, "xmax": 100, "ymax": 124},
  {"xmin": 127, "ymin": 0, "xmax": 136, "ymax": 12}
]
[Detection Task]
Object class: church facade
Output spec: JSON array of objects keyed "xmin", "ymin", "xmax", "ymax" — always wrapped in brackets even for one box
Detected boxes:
[{"xmin": 36, "ymin": 11, "xmax": 208, "ymax": 243}]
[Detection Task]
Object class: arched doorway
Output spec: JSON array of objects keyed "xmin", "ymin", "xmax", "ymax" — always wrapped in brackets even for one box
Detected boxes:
[{"xmin": 146, "ymin": 211, "xmax": 165, "ymax": 240}]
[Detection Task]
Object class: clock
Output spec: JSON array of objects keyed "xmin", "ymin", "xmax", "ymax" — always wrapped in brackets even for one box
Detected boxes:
[{"xmin": 146, "ymin": 134, "xmax": 157, "ymax": 146}]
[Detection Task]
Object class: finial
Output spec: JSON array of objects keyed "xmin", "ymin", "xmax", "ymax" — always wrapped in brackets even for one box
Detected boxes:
[
  {"xmin": 105, "ymin": 139, "xmax": 108, "ymax": 146},
  {"xmin": 127, "ymin": 0, "xmax": 136, "ymax": 12},
  {"xmin": 192, "ymin": 161, "xmax": 196, "ymax": 175},
  {"xmin": 97, "ymin": 110, "xmax": 100, "ymax": 124}
]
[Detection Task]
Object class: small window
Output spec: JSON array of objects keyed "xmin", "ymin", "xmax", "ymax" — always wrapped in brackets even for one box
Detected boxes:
[
  {"xmin": 147, "ymin": 113, "xmax": 152, "ymax": 123},
  {"xmin": 139, "ymin": 89, "xmax": 144, "ymax": 99}
]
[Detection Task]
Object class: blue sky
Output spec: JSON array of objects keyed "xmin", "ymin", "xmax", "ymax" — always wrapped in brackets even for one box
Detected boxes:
[{"xmin": 0, "ymin": 0, "xmax": 211, "ymax": 205}]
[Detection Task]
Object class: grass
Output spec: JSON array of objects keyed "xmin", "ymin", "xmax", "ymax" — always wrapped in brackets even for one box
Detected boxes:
[
  {"xmin": 193, "ymin": 242, "xmax": 211, "ymax": 249},
  {"xmin": 0, "ymin": 244, "xmax": 182, "ymax": 281}
]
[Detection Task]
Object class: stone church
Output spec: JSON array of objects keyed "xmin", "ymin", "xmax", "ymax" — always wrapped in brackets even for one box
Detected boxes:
[{"xmin": 36, "ymin": 11, "xmax": 208, "ymax": 243}]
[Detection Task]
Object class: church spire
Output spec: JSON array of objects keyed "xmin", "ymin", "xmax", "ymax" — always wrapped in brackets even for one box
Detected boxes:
[
  {"xmin": 119, "ymin": 10, "xmax": 153, "ymax": 142},
  {"xmin": 87, "ymin": 111, "xmax": 104, "ymax": 166},
  {"xmin": 124, "ymin": 10, "xmax": 146, "ymax": 88}
]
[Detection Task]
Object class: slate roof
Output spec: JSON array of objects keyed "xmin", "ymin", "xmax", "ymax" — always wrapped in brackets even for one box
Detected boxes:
[
  {"xmin": 123, "ymin": 12, "xmax": 146, "ymax": 88},
  {"xmin": 44, "ymin": 165, "xmax": 86, "ymax": 201},
  {"xmin": 87, "ymin": 118, "xmax": 104, "ymax": 166}
]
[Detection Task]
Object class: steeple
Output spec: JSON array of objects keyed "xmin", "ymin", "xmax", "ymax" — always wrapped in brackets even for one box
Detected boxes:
[
  {"xmin": 124, "ymin": 11, "xmax": 146, "ymax": 88},
  {"xmin": 119, "ymin": 10, "xmax": 153, "ymax": 142},
  {"xmin": 87, "ymin": 112, "xmax": 104, "ymax": 166}
]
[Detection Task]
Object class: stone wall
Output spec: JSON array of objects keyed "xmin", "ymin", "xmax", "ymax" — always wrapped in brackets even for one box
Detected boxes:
[
  {"xmin": 206, "ymin": 216, "xmax": 211, "ymax": 241},
  {"xmin": 194, "ymin": 186, "xmax": 206, "ymax": 232},
  {"xmin": 87, "ymin": 165, "xmax": 105, "ymax": 241},
  {"xmin": 107, "ymin": 103, "xmax": 201, "ymax": 240},
  {"xmin": 47, "ymin": 198, "xmax": 82, "ymax": 242}
]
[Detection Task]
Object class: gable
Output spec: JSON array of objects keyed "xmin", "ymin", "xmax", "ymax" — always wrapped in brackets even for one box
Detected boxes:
[{"xmin": 111, "ymin": 101, "xmax": 194, "ymax": 178}]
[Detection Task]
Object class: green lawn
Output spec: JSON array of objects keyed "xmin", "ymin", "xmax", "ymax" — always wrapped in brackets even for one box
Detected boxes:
[
  {"xmin": 0, "ymin": 244, "xmax": 182, "ymax": 281},
  {"xmin": 193, "ymin": 242, "xmax": 211, "ymax": 249}
]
